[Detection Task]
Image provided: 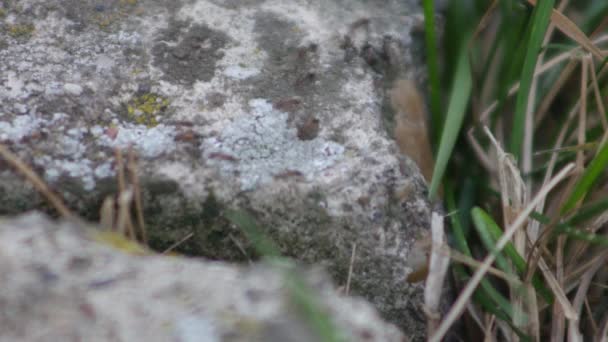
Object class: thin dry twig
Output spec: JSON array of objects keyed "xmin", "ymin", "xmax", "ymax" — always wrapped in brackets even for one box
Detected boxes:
[
  {"xmin": 477, "ymin": 34, "xmax": 608, "ymax": 126},
  {"xmin": 534, "ymin": 58, "xmax": 579, "ymax": 129},
  {"xmin": 114, "ymin": 148, "xmax": 136, "ymax": 239},
  {"xmin": 482, "ymin": 314, "xmax": 496, "ymax": 342},
  {"xmin": 598, "ymin": 312, "xmax": 608, "ymax": 342},
  {"xmin": 115, "ymin": 188, "xmax": 134, "ymax": 238},
  {"xmin": 584, "ymin": 298, "xmax": 598, "ymax": 336},
  {"xmin": 0, "ymin": 144, "xmax": 73, "ymax": 218},
  {"xmin": 162, "ymin": 232, "xmax": 195, "ymax": 255},
  {"xmin": 345, "ymin": 242, "xmax": 357, "ymax": 296},
  {"xmin": 565, "ymin": 250, "xmax": 607, "ymax": 341},
  {"xmin": 128, "ymin": 148, "xmax": 147, "ymax": 244},
  {"xmin": 99, "ymin": 196, "xmax": 115, "ymax": 230},
  {"xmin": 424, "ymin": 213, "xmax": 450, "ymax": 336},
  {"xmin": 450, "ymin": 249, "xmax": 522, "ymax": 285},
  {"xmin": 228, "ymin": 233, "xmax": 252, "ymax": 264},
  {"xmin": 527, "ymin": 0, "xmax": 605, "ymax": 60},
  {"xmin": 588, "ymin": 55, "xmax": 608, "ymax": 131}
]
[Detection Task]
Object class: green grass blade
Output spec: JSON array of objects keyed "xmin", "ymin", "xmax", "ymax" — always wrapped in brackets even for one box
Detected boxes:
[
  {"xmin": 225, "ymin": 209, "xmax": 280, "ymax": 257},
  {"xmin": 509, "ymin": 0, "xmax": 556, "ymax": 159},
  {"xmin": 287, "ymin": 272, "xmax": 345, "ymax": 342},
  {"xmin": 561, "ymin": 141, "xmax": 608, "ymax": 214},
  {"xmin": 452, "ymin": 265, "xmax": 531, "ymax": 341},
  {"xmin": 429, "ymin": 46, "xmax": 472, "ymax": 200},
  {"xmin": 226, "ymin": 209, "xmax": 344, "ymax": 342},
  {"xmin": 556, "ymin": 225, "xmax": 608, "ymax": 247},
  {"xmin": 446, "ymin": 184, "xmax": 516, "ymax": 320},
  {"xmin": 471, "ymin": 207, "xmax": 511, "ymax": 273},
  {"xmin": 532, "ymin": 210, "xmax": 608, "ymax": 247},
  {"xmin": 566, "ymin": 197, "xmax": 608, "ymax": 226},
  {"xmin": 422, "ymin": 0, "xmax": 442, "ymax": 143},
  {"xmin": 472, "ymin": 207, "xmax": 553, "ymax": 304}
]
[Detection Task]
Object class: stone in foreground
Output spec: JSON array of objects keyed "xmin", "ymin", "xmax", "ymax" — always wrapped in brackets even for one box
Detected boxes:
[{"xmin": 0, "ymin": 213, "xmax": 406, "ymax": 342}]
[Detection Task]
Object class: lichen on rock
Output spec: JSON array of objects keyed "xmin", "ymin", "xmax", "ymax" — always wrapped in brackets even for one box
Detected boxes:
[{"xmin": 0, "ymin": 0, "xmax": 437, "ymax": 338}]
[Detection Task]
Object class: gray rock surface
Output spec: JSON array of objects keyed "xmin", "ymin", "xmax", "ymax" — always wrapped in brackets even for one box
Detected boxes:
[
  {"xmin": 0, "ymin": 0, "xmax": 432, "ymax": 335},
  {"xmin": 0, "ymin": 212, "xmax": 406, "ymax": 342}
]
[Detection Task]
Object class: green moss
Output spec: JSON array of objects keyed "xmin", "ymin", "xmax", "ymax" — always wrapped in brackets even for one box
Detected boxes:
[
  {"xmin": 126, "ymin": 93, "xmax": 170, "ymax": 127},
  {"xmin": 0, "ymin": 9, "xmax": 6, "ymax": 18},
  {"xmin": 6, "ymin": 23, "xmax": 35, "ymax": 39}
]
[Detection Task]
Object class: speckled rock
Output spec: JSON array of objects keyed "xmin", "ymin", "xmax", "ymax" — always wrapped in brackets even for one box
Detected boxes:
[
  {"xmin": 0, "ymin": 212, "xmax": 406, "ymax": 342},
  {"xmin": 0, "ymin": 0, "xmax": 433, "ymax": 336}
]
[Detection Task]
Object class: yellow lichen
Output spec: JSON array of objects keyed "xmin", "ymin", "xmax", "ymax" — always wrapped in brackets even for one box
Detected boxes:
[
  {"xmin": 90, "ymin": 230, "xmax": 149, "ymax": 255},
  {"xmin": 126, "ymin": 93, "xmax": 170, "ymax": 128},
  {"xmin": 7, "ymin": 23, "xmax": 35, "ymax": 39}
]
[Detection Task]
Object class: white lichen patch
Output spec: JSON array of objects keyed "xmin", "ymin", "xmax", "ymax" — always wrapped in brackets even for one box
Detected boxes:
[
  {"xmin": 25, "ymin": 120, "xmax": 175, "ymax": 191},
  {"xmin": 0, "ymin": 114, "xmax": 42, "ymax": 141},
  {"xmin": 202, "ymin": 99, "xmax": 344, "ymax": 191},
  {"xmin": 4, "ymin": 71, "xmax": 28, "ymax": 99},
  {"xmin": 96, "ymin": 123, "xmax": 177, "ymax": 158},
  {"xmin": 223, "ymin": 65, "xmax": 260, "ymax": 80},
  {"xmin": 37, "ymin": 155, "xmax": 97, "ymax": 191}
]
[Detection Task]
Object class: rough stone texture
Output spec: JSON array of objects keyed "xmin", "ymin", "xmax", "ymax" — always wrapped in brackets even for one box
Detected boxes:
[
  {"xmin": 0, "ymin": 212, "xmax": 406, "ymax": 342},
  {"xmin": 0, "ymin": 0, "xmax": 432, "ymax": 336}
]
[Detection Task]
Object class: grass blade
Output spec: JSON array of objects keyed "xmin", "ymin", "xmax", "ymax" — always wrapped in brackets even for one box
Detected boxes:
[
  {"xmin": 471, "ymin": 207, "xmax": 511, "ymax": 273},
  {"xmin": 473, "ymin": 207, "xmax": 553, "ymax": 304},
  {"xmin": 429, "ymin": 46, "xmax": 472, "ymax": 200},
  {"xmin": 566, "ymin": 197, "xmax": 608, "ymax": 226},
  {"xmin": 561, "ymin": 141, "xmax": 608, "ymax": 214},
  {"xmin": 446, "ymin": 184, "xmax": 517, "ymax": 321},
  {"xmin": 509, "ymin": 0, "xmax": 555, "ymax": 158},
  {"xmin": 226, "ymin": 209, "xmax": 344, "ymax": 342},
  {"xmin": 531, "ymin": 210, "xmax": 608, "ymax": 247},
  {"xmin": 225, "ymin": 209, "xmax": 280, "ymax": 257}
]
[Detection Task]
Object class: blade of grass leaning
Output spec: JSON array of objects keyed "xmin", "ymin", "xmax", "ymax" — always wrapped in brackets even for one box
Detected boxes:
[
  {"xmin": 422, "ymin": 0, "xmax": 442, "ymax": 143},
  {"xmin": 557, "ymin": 225, "xmax": 608, "ymax": 247},
  {"xmin": 226, "ymin": 209, "xmax": 344, "ymax": 342},
  {"xmin": 473, "ymin": 207, "xmax": 553, "ymax": 304},
  {"xmin": 531, "ymin": 211, "xmax": 608, "ymax": 247},
  {"xmin": 429, "ymin": 46, "xmax": 472, "ymax": 200},
  {"xmin": 566, "ymin": 197, "xmax": 608, "ymax": 226},
  {"xmin": 471, "ymin": 207, "xmax": 512, "ymax": 273},
  {"xmin": 225, "ymin": 209, "xmax": 280, "ymax": 257},
  {"xmin": 561, "ymin": 140, "xmax": 608, "ymax": 214},
  {"xmin": 493, "ymin": 5, "xmax": 530, "ymax": 125},
  {"xmin": 509, "ymin": 0, "xmax": 555, "ymax": 159},
  {"xmin": 287, "ymin": 272, "xmax": 345, "ymax": 342}
]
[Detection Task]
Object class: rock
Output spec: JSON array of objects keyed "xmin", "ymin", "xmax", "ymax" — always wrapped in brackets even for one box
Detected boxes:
[
  {"xmin": 63, "ymin": 83, "xmax": 84, "ymax": 96},
  {"xmin": 0, "ymin": 212, "xmax": 406, "ymax": 342},
  {"xmin": 0, "ymin": 0, "xmax": 434, "ymax": 336}
]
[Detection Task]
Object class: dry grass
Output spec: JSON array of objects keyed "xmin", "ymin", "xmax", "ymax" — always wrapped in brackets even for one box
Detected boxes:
[
  {"xmin": 426, "ymin": 1, "xmax": 608, "ymax": 340},
  {"xmin": 0, "ymin": 143, "xmax": 149, "ymax": 248}
]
